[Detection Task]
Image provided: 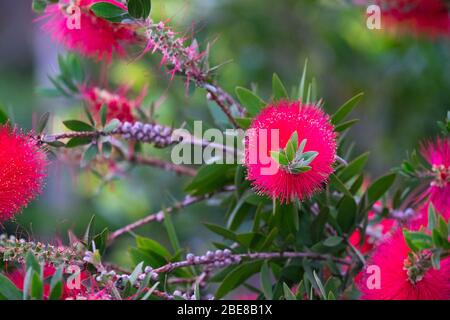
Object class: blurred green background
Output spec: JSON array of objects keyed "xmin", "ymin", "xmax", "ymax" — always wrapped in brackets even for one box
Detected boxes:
[{"xmin": 0, "ymin": 0, "xmax": 449, "ymax": 272}]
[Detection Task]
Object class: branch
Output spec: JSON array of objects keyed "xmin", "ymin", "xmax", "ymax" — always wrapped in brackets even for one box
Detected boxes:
[
  {"xmin": 142, "ymin": 20, "xmax": 246, "ymax": 127},
  {"xmin": 152, "ymin": 251, "xmax": 351, "ymax": 276},
  {"xmin": 108, "ymin": 187, "xmax": 235, "ymax": 242},
  {"xmin": 40, "ymin": 121, "xmax": 239, "ymax": 157},
  {"xmin": 130, "ymin": 154, "xmax": 197, "ymax": 177}
]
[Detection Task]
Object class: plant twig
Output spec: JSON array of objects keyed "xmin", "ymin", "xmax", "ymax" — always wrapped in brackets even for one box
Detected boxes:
[
  {"xmin": 108, "ymin": 187, "xmax": 234, "ymax": 242},
  {"xmin": 130, "ymin": 154, "xmax": 197, "ymax": 177}
]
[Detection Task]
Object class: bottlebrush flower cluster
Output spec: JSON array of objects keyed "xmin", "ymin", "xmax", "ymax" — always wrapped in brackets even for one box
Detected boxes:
[
  {"xmin": 41, "ymin": 0, "xmax": 136, "ymax": 61},
  {"xmin": 359, "ymin": 229, "xmax": 450, "ymax": 300},
  {"xmin": 0, "ymin": 126, "xmax": 47, "ymax": 221},
  {"xmin": 356, "ymin": 135, "xmax": 450, "ymax": 300},
  {"xmin": 375, "ymin": 0, "xmax": 450, "ymax": 37},
  {"xmin": 420, "ymin": 137, "xmax": 450, "ymax": 219},
  {"xmin": 245, "ymin": 100, "xmax": 337, "ymax": 203},
  {"xmin": 81, "ymin": 86, "xmax": 146, "ymax": 123}
]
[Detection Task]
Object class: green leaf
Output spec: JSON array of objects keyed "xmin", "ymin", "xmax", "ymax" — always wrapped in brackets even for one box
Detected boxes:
[
  {"xmin": 83, "ymin": 104, "xmax": 95, "ymax": 126},
  {"xmin": 66, "ymin": 136, "xmax": 92, "ymax": 148},
  {"xmin": 437, "ymin": 215, "xmax": 448, "ymax": 240},
  {"xmin": 329, "ymin": 174, "xmax": 353, "ymax": 198},
  {"xmin": 63, "ymin": 120, "xmax": 94, "ymax": 132},
  {"xmin": 323, "ymin": 236, "xmax": 343, "ymax": 247},
  {"xmin": 235, "ymin": 87, "xmax": 265, "ymax": 117},
  {"xmin": 32, "ymin": 0, "xmax": 47, "ymax": 13},
  {"xmin": 204, "ymin": 223, "xmax": 237, "ymax": 241},
  {"xmin": 431, "ymin": 250, "xmax": 441, "ymax": 270},
  {"xmin": 272, "ymin": 73, "xmax": 289, "ymax": 101},
  {"xmin": 335, "ymin": 119, "xmax": 359, "ymax": 133},
  {"xmin": 0, "ymin": 274, "xmax": 22, "ymax": 300},
  {"xmin": 90, "ymin": 2, "xmax": 129, "ymax": 22},
  {"xmin": 49, "ymin": 267, "xmax": 64, "ymax": 300},
  {"xmin": 141, "ymin": 282, "xmax": 160, "ymax": 300},
  {"xmin": 283, "ymin": 283, "xmax": 296, "ymax": 300},
  {"xmin": 215, "ymin": 261, "xmax": 262, "ymax": 299},
  {"xmin": 194, "ymin": 282, "xmax": 201, "ymax": 301},
  {"xmin": 428, "ymin": 203, "xmax": 437, "ymax": 231},
  {"xmin": 136, "ymin": 236, "xmax": 172, "ymax": 260},
  {"xmin": 93, "ymin": 228, "xmax": 109, "ymax": 255},
  {"xmin": 227, "ymin": 193, "xmax": 253, "ymax": 230},
  {"xmin": 30, "ymin": 271, "xmax": 43, "ymax": 300},
  {"xmin": 100, "ymin": 104, "xmax": 107, "ymax": 127},
  {"xmin": 403, "ymin": 230, "xmax": 433, "ymax": 250},
  {"xmin": 337, "ymin": 196, "xmax": 357, "ymax": 233},
  {"xmin": 163, "ymin": 212, "xmax": 181, "ymax": 253},
  {"xmin": 234, "ymin": 117, "xmax": 252, "ymax": 129},
  {"xmin": 128, "ymin": 0, "xmax": 152, "ymax": 19},
  {"xmin": 129, "ymin": 262, "xmax": 144, "ymax": 286},
  {"xmin": 104, "ymin": 118, "xmax": 121, "ymax": 133},
  {"xmin": 270, "ymin": 150, "xmax": 289, "ymax": 166},
  {"xmin": 313, "ymin": 270, "xmax": 327, "ymax": 300},
  {"xmin": 23, "ymin": 268, "xmax": 33, "ymax": 300},
  {"xmin": 84, "ymin": 215, "xmax": 96, "ymax": 245},
  {"xmin": 37, "ymin": 112, "xmax": 50, "ymax": 134},
  {"xmin": 185, "ymin": 164, "xmax": 236, "ymax": 196},
  {"xmin": 258, "ymin": 227, "xmax": 279, "ymax": 250},
  {"xmin": 366, "ymin": 173, "xmax": 396, "ymax": 208},
  {"xmin": 0, "ymin": 106, "xmax": 8, "ymax": 125},
  {"xmin": 432, "ymin": 229, "xmax": 444, "ymax": 247},
  {"xmin": 260, "ymin": 261, "xmax": 273, "ymax": 299},
  {"xmin": 82, "ymin": 143, "xmax": 98, "ymax": 166},
  {"xmin": 289, "ymin": 166, "xmax": 311, "ymax": 174},
  {"xmin": 298, "ymin": 59, "xmax": 308, "ymax": 102},
  {"xmin": 285, "ymin": 131, "xmax": 298, "ymax": 162},
  {"xmin": 25, "ymin": 251, "xmax": 41, "ymax": 274},
  {"xmin": 338, "ymin": 152, "xmax": 370, "ymax": 183},
  {"xmin": 331, "ymin": 93, "xmax": 364, "ymax": 125}
]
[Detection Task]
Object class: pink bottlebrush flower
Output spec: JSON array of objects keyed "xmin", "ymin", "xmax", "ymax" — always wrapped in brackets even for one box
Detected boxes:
[
  {"xmin": 420, "ymin": 137, "xmax": 450, "ymax": 219},
  {"xmin": 0, "ymin": 125, "xmax": 47, "ymax": 221},
  {"xmin": 81, "ymin": 86, "xmax": 146, "ymax": 123},
  {"xmin": 245, "ymin": 100, "xmax": 337, "ymax": 203},
  {"xmin": 375, "ymin": 0, "xmax": 450, "ymax": 37},
  {"xmin": 358, "ymin": 230, "xmax": 450, "ymax": 300},
  {"xmin": 349, "ymin": 209, "xmax": 397, "ymax": 254},
  {"xmin": 41, "ymin": 0, "xmax": 136, "ymax": 61}
]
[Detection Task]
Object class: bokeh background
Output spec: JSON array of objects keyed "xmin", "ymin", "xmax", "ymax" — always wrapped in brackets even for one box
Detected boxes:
[{"xmin": 1, "ymin": 0, "xmax": 449, "ymax": 272}]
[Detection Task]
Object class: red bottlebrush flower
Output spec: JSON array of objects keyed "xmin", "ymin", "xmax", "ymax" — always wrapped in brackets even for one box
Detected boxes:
[
  {"xmin": 41, "ymin": 0, "xmax": 136, "ymax": 61},
  {"xmin": 358, "ymin": 230, "xmax": 450, "ymax": 300},
  {"xmin": 376, "ymin": 0, "xmax": 450, "ymax": 37},
  {"xmin": 81, "ymin": 86, "xmax": 146, "ymax": 122},
  {"xmin": 349, "ymin": 209, "xmax": 397, "ymax": 254},
  {"xmin": 0, "ymin": 126, "xmax": 47, "ymax": 221},
  {"xmin": 420, "ymin": 137, "xmax": 450, "ymax": 219},
  {"xmin": 245, "ymin": 100, "xmax": 337, "ymax": 203}
]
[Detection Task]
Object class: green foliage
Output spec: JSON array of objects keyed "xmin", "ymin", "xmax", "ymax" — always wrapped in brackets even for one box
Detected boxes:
[
  {"xmin": 127, "ymin": 0, "xmax": 152, "ymax": 20},
  {"xmin": 91, "ymin": 2, "xmax": 131, "ymax": 22}
]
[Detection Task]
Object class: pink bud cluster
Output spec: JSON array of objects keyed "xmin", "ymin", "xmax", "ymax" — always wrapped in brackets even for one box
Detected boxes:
[
  {"xmin": 113, "ymin": 121, "xmax": 173, "ymax": 148},
  {"xmin": 144, "ymin": 21, "xmax": 206, "ymax": 81}
]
